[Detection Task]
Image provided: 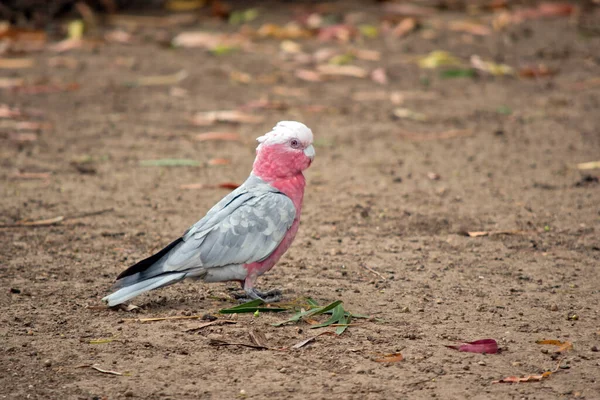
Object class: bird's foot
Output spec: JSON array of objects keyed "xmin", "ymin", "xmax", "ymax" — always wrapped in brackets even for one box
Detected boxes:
[{"xmin": 232, "ymin": 288, "xmax": 282, "ymax": 303}]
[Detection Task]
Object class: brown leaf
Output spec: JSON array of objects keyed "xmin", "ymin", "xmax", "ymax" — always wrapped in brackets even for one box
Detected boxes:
[
  {"xmin": 317, "ymin": 64, "xmax": 368, "ymax": 78},
  {"xmin": 0, "ymin": 78, "xmax": 24, "ymax": 89},
  {"xmin": 257, "ymin": 23, "xmax": 313, "ymax": 40},
  {"xmin": 194, "ymin": 132, "xmax": 240, "ymax": 142},
  {"xmin": 191, "ymin": 111, "xmax": 264, "ymax": 126},
  {"xmin": 290, "ymin": 331, "xmax": 337, "ymax": 349},
  {"xmin": 295, "ymin": 69, "xmax": 323, "ymax": 82},
  {"xmin": 10, "ymin": 172, "xmax": 51, "ymax": 180},
  {"xmin": 536, "ymin": 339, "xmax": 573, "ymax": 353},
  {"xmin": 218, "ymin": 182, "xmax": 240, "ymax": 190},
  {"xmin": 0, "ymin": 58, "xmax": 34, "ymax": 69},
  {"xmin": 519, "ymin": 65, "xmax": 557, "ymax": 78},
  {"xmin": 318, "ymin": 24, "xmax": 357, "ymax": 42},
  {"xmin": 448, "ymin": 21, "xmax": 491, "ymax": 36},
  {"xmin": 375, "ymin": 353, "xmax": 404, "ymax": 362},
  {"xmin": 392, "ymin": 18, "xmax": 417, "ymax": 38},
  {"xmin": 0, "ymin": 26, "xmax": 47, "ymax": 52},
  {"xmin": 208, "ymin": 158, "xmax": 231, "ymax": 166},
  {"xmin": 0, "ymin": 104, "xmax": 22, "ymax": 118},
  {"xmin": 351, "ymin": 48, "xmax": 381, "ymax": 61},
  {"xmin": 576, "ymin": 161, "xmax": 600, "ymax": 170},
  {"xmin": 467, "ymin": 230, "xmax": 527, "ymax": 237},
  {"xmin": 493, "ymin": 361, "xmax": 561, "ymax": 384}
]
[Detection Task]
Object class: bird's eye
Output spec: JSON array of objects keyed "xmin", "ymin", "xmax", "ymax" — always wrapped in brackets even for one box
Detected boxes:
[{"xmin": 290, "ymin": 139, "xmax": 300, "ymax": 148}]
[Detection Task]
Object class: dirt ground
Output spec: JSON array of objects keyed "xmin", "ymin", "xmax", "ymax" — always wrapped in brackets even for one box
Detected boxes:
[{"xmin": 2, "ymin": 2, "xmax": 600, "ymax": 399}]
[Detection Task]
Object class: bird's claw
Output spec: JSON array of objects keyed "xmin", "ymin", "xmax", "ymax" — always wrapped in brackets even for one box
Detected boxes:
[{"xmin": 232, "ymin": 288, "xmax": 282, "ymax": 303}]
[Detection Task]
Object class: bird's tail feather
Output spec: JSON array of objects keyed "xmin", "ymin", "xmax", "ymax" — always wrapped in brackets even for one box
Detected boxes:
[{"xmin": 102, "ymin": 272, "xmax": 186, "ymax": 307}]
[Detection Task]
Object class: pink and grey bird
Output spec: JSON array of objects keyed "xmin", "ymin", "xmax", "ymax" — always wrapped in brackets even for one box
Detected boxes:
[{"xmin": 102, "ymin": 121, "xmax": 315, "ymax": 307}]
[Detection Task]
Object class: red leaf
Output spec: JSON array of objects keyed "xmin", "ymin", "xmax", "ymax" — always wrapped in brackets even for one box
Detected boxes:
[
  {"xmin": 218, "ymin": 182, "xmax": 239, "ymax": 190},
  {"xmin": 446, "ymin": 339, "xmax": 499, "ymax": 354}
]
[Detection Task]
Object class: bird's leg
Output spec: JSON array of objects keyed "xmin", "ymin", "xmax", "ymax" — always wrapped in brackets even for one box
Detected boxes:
[{"xmin": 231, "ymin": 276, "xmax": 282, "ymax": 303}]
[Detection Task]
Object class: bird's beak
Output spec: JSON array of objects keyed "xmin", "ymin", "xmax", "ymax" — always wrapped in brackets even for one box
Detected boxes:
[{"xmin": 304, "ymin": 144, "xmax": 315, "ymax": 161}]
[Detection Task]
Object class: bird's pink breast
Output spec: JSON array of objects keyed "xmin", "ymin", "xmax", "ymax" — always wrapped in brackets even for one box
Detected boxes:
[{"xmin": 244, "ymin": 174, "xmax": 305, "ymax": 277}]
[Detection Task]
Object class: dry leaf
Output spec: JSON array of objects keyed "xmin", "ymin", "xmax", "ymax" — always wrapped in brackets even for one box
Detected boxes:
[
  {"xmin": 392, "ymin": 18, "xmax": 417, "ymax": 37},
  {"xmin": 318, "ymin": 24, "xmax": 357, "ymax": 42},
  {"xmin": 184, "ymin": 320, "xmax": 236, "ymax": 332},
  {"xmin": 519, "ymin": 65, "xmax": 557, "ymax": 78},
  {"xmin": 190, "ymin": 111, "xmax": 264, "ymax": 126},
  {"xmin": 393, "ymin": 108, "xmax": 427, "ymax": 121},
  {"xmin": 536, "ymin": 339, "xmax": 573, "ymax": 353},
  {"xmin": 0, "ymin": 26, "xmax": 47, "ymax": 52},
  {"xmin": 493, "ymin": 361, "xmax": 561, "ymax": 384},
  {"xmin": 291, "ymin": 331, "xmax": 337, "ymax": 349},
  {"xmin": 375, "ymin": 353, "xmax": 404, "ymax": 363},
  {"xmin": 448, "ymin": 21, "xmax": 491, "ymax": 36},
  {"xmin": 257, "ymin": 23, "xmax": 312, "ymax": 40},
  {"xmin": 208, "ymin": 158, "xmax": 231, "ymax": 166},
  {"xmin": 0, "ymin": 77, "xmax": 24, "ymax": 89},
  {"xmin": 577, "ymin": 161, "xmax": 600, "ymax": 170},
  {"xmin": 90, "ymin": 365, "xmax": 124, "ymax": 376},
  {"xmin": 470, "ymin": 55, "xmax": 514, "ymax": 76},
  {"xmin": 371, "ymin": 68, "xmax": 388, "ymax": 85},
  {"xmin": 295, "ymin": 69, "xmax": 323, "ymax": 82},
  {"xmin": 194, "ymin": 132, "xmax": 240, "ymax": 142},
  {"xmin": 0, "ymin": 58, "xmax": 34, "ymax": 69},
  {"xmin": 466, "ymin": 230, "xmax": 527, "ymax": 237},
  {"xmin": 0, "ymin": 104, "xmax": 22, "ymax": 118},
  {"xmin": 317, "ymin": 64, "xmax": 368, "ymax": 78},
  {"xmin": 351, "ymin": 48, "xmax": 381, "ymax": 61}
]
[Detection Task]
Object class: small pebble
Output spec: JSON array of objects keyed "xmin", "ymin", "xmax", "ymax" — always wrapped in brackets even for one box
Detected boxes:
[
  {"xmin": 477, "ymin": 361, "xmax": 486, "ymax": 366},
  {"xmin": 400, "ymin": 307, "xmax": 410, "ymax": 313},
  {"xmin": 550, "ymin": 304, "xmax": 559, "ymax": 311},
  {"xmin": 43, "ymin": 359, "xmax": 52, "ymax": 367},
  {"xmin": 591, "ymin": 346, "xmax": 598, "ymax": 352}
]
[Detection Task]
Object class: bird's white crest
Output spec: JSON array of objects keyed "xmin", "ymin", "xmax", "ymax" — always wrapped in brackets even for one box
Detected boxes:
[{"xmin": 256, "ymin": 121, "xmax": 313, "ymax": 150}]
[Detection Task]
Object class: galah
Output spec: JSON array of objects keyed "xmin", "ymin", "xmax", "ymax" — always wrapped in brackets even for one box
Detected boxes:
[{"xmin": 102, "ymin": 121, "xmax": 315, "ymax": 307}]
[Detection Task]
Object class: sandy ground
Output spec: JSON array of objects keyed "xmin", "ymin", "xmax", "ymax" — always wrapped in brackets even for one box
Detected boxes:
[{"xmin": 2, "ymin": 2, "xmax": 600, "ymax": 399}]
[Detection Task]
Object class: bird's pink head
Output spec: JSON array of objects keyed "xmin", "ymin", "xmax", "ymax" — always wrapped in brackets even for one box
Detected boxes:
[{"xmin": 252, "ymin": 121, "xmax": 315, "ymax": 181}]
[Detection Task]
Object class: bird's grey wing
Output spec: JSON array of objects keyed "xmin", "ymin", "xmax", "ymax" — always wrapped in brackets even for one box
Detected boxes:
[{"xmin": 162, "ymin": 191, "xmax": 296, "ymax": 271}]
